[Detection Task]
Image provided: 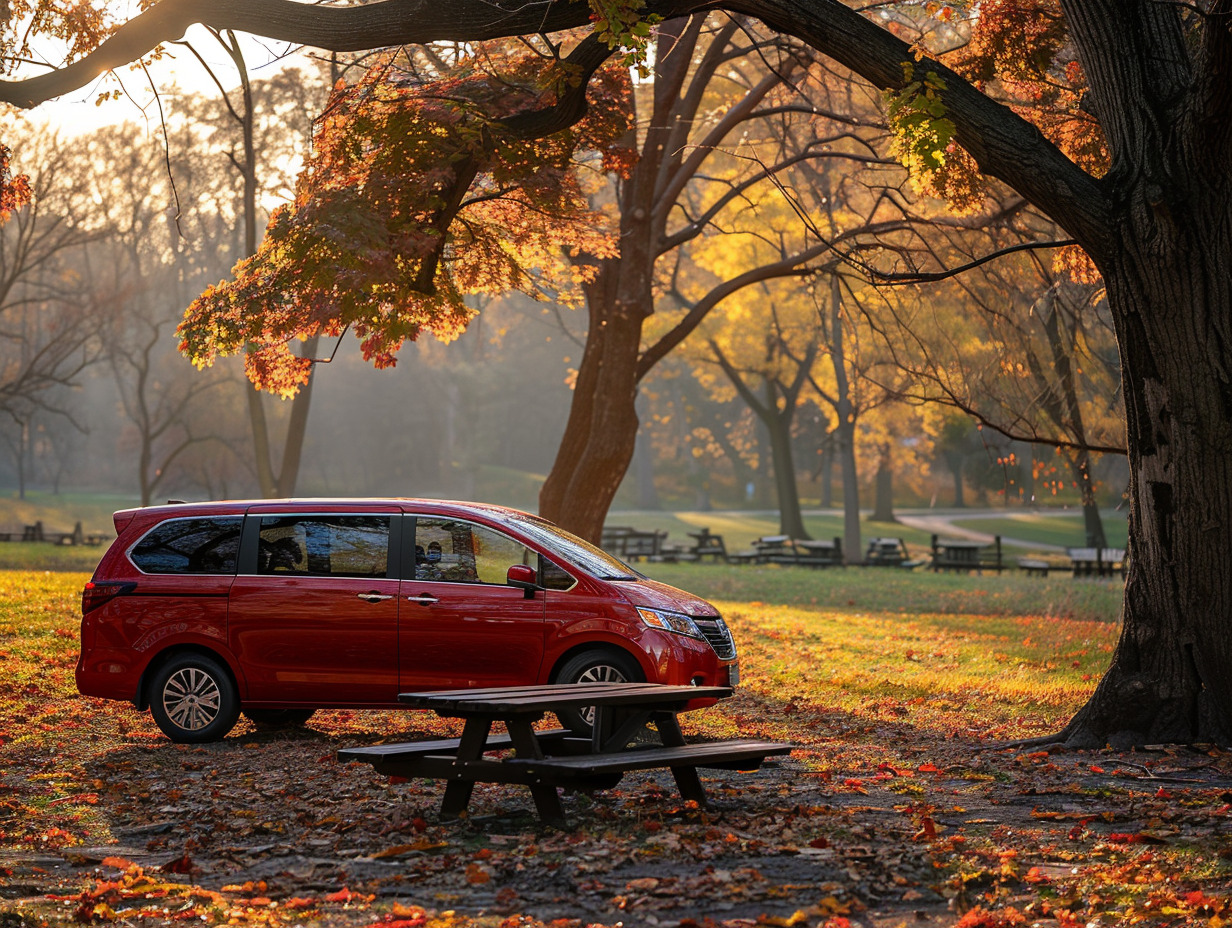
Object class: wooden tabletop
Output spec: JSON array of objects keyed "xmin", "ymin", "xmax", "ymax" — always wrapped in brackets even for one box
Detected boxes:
[{"xmin": 398, "ymin": 682, "xmax": 733, "ymax": 714}]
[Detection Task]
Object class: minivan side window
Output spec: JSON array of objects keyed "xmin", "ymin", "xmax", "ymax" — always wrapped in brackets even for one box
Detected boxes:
[
  {"xmin": 130, "ymin": 517, "xmax": 243, "ymax": 574},
  {"xmin": 414, "ymin": 518, "xmax": 534, "ymax": 584},
  {"xmin": 257, "ymin": 515, "xmax": 390, "ymax": 578}
]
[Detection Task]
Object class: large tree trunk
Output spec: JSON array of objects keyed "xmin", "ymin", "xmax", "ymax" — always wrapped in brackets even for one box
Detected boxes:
[
  {"xmin": 275, "ymin": 334, "xmax": 319, "ymax": 497},
  {"xmin": 944, "ymin": 451, "xmax": 966, "ymax": 508},
  {"xmin": 836, "ymin": 415, "xmax": 861, "ymax": 564},
  {"xmin": 538, "ymin": 287, "xmax": 645, "ymax": 542},
  {"xmin": 817, "ymin": 437, "xmax": 834, "ymax": 508},
  {"xmin": 1062, "ymin": 186, "xmax": 1232, "ymax": 746}
]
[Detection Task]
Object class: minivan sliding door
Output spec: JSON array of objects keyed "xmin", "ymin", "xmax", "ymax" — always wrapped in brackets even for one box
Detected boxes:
[{"xmin": 229, "ymin": 512, "xmax": 400, "ymax": 704}]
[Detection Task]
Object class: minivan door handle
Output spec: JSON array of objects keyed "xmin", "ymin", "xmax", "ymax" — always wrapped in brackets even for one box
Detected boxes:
[
  {"xmin": 357, "ymin": 592, "xmax": 394, "ymax": 602},
  {"xmin": 406, "ymin": 593, "xmax": 439, "ymax": 605}
]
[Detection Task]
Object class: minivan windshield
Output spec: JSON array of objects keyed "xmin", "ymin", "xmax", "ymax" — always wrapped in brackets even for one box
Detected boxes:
[{"xmin": 507, "ymin": 516, "xmax": 642, "ymax": 581}]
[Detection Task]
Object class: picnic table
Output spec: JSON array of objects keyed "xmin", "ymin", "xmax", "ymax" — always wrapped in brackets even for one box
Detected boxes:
[
  {"xmin": 865, "ymin": 537, "xmax": 924, "ymax": 568},
  {"xmin": 338, "ymin": 683, "xmax": 791, "ymax": 826},
  {"xmin": 728, "ymin": 535, "xmax": 844, "ymax": 567},
  {"xmin": 687, "ymin": 528, "xmax": 728, "ymax": 562},
  {"xmin": 600, "ymin": 526, "xmax": 667, "ymax": 561},
  {"xmin": 930, "ymin": 534, "xmax": 1004, "ymax": 573},
  {"xmin": 1068, "ymin": 546, "xmax": 1126, "ymax": 578}
]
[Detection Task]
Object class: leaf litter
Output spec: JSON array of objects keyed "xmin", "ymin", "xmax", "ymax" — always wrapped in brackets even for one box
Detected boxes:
[{"xmin": 2, "ymin": 572, "xmax": 1232, "ymax": 927}]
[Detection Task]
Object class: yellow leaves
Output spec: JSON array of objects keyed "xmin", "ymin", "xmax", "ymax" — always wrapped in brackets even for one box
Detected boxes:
[{"xmin": 885, "ymin": 64, "xmax": 984, "ymax": 214}]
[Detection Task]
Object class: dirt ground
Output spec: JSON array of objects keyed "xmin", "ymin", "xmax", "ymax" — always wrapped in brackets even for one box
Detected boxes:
[{"xmin": 4, "ymin": 692, "xmax": 1232, "ymax": 928}]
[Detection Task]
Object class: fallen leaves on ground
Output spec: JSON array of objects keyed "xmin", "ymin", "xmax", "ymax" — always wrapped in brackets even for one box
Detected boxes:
[{"xmin": 2, "ymin": 570, "xmax": 1231, "ymax": 927}]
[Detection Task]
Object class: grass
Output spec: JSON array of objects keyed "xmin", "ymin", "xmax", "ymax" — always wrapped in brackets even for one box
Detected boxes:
[{"xmin": 0, "ymin": 490, "xmax": 137, "ymax": 537}]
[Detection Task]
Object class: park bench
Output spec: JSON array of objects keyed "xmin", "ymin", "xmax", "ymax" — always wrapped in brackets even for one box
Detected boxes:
[
  {"xmin": 930, "ymin": 534, "xmax": 1004, "ymax": 573},
  {"xmin": 729, "ymin": 535, "xmax": 844, "ymax": 567}
]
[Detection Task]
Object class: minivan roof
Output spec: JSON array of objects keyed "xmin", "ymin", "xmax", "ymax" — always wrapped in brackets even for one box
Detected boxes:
[{"xmin": 113, "ymin": 498, "xmax": 541, "ymax": 532}]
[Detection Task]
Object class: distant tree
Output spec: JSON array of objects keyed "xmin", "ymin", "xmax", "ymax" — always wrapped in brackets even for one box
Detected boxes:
[
  {"xmin": 882, "ymin": 247, "xmax": 1123, "ymax": 545},
  {"xmin": 0, "ymin": 130, "xmax": 107, "ymax": 496}
]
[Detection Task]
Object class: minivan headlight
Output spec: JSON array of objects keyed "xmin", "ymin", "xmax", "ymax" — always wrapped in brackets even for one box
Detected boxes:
[{"xmin": 636, "ymin": 607, "xmax": 703, "ymax": 640}]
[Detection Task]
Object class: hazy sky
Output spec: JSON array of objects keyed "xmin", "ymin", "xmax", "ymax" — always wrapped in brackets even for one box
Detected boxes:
[{"xmin": 24, "ymin": 23, "xmax": 300, "ymax": 137}]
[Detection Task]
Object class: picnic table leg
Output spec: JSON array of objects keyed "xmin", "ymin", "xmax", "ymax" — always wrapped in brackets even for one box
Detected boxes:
[
  {"xmin": 594, "ymin": 707, "xmax": 654, "ymax": 753},
  {"xmin": 439, "ymin": 717, "xmax": 493, "ymax": 820},
  {"xmin": 503, "ymin": 715, "xmax": 569, "ymax": 826},
  {"xmin": 651, "ymin": 712, "xmax": 708, "ymax": 807}
]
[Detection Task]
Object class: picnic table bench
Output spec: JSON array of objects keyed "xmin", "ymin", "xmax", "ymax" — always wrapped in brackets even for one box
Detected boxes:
[
  {"xmin": 338, "ymin": 683, "xmax": 792, "ymax": 826},
  {"xmin": 1067, "ymin": 546, "xmax": 1126, "ymax": 578},
  {"xmin": 930, "ymin": 534, "xmax": 1004, "ymax": 573},
  {"xmin": 5, "ymin": 520, "xmax": 106, "ymax": 546}
]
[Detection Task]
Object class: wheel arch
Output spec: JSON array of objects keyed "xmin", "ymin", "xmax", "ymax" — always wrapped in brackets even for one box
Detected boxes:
[
  {"xmin": 135, "ymin": 644, "xmax": 241, "ymax": 711},
  {"xmin": 548, "ymin": 641, "xmax": 649, "ymax": 684}
]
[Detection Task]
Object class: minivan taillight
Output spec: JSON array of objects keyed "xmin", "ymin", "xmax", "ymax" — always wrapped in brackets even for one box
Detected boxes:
[{"xmin": 82, "ymin": 581, "xmax": 136, "ymax": 615}]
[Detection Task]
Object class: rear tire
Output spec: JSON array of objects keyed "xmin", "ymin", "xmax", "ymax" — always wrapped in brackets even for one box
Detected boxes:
[
  {"xmin": 148, "ymin": 653, "xmax": 240, "ymax": 743},
  {"xmin": 553, "ymin": 648, "xmax": 644, "ymax": 735},
  {"xmin": 243, "ymin": 708, "xmax": 316, "ymax": 729}
]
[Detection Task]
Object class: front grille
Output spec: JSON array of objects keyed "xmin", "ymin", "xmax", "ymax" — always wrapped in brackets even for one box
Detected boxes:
[{"xmin": 693, "ymin": 616, "xmax": 736, "ymax": 661}]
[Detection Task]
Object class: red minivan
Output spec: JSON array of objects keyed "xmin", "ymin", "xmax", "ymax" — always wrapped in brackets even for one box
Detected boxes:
[{"xmin": 77, "ymin": 499, "xmax": 739, "ymax": 743}]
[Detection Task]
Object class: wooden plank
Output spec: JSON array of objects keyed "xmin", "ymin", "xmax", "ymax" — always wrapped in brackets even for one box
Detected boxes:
[
  {"xmin": 337, "ymin": 728, "xmax": 573, "ymax": 763},
  {"xmin": 398, "ymin": 684, "xmax": 732, "ymax": 713},
  {"xmin": 505, "ymin": 740, "xmax": 793, "ymax": 775}
]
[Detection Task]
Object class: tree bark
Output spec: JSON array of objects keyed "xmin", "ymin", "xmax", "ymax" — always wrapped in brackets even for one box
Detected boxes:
[
  {"xmin": 1061, "ymin": 165, "xmax": 1232, "ymax": 746},
  {"xmin": 871, "ymin": 443, "xmax": 896, "ymax": 523},
  {"xmin": 766, "ymin": 405, "xmax": 808, "ymax": 538}
]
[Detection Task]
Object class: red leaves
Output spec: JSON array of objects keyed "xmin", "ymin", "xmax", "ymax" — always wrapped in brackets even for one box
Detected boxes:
[
  {"xmin": 913, "ymin": 816, "xmax": 939, "ymax": 842},
  {"xmin": 325, "ymin": 886, "xmax": 370, "ymax": 903}
]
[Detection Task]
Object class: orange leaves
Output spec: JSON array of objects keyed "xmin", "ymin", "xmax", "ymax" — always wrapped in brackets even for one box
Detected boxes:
[
  {"xmin": 955, "ymin": 907, "xmax": 1026, "ymax": 927},
  {"xmin": 0, "ymin": 144, "xmax": 30, "ymax": 222},
  {"xmin": 179, "ymin": 39, "xmax": 632, "ymax": 396},
  {"xmin": 943, "ymin": 0, "xmax": 1110, "ymax": 185}
]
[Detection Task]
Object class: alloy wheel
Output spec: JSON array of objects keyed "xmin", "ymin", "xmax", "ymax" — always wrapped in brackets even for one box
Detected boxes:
[{"xmin": 162, "ymin": 667, "xmax": 222, "ymax": 732}]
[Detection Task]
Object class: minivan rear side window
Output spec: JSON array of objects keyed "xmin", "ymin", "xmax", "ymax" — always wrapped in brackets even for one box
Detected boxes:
[
  {"xmin": 130, "ymin": 517, "xmax": 243, "ymax": 574},
  {"xmin": 257, "ymin": 515, "xmax": 390, "ymax": 578}
]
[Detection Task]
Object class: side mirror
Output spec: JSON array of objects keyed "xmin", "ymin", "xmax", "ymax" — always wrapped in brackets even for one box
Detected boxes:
[{"xmin": 506, "ymin": 564, "xmax": 541, "ymax": 599}]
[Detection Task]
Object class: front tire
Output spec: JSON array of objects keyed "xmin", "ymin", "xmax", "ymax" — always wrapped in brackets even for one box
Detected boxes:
[
  {"xmin": 554, "ymin": 648, "xmax": 644, "ymax": 735},
  {"xmin": 149, "ymin": 653, "xmax": 240, "ymax": 743}
]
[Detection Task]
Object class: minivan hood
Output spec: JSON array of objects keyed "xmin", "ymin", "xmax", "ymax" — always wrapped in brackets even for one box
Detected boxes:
[{"xmin": 616, "ymin": 579, "xmax": 719, "ymax": 617}]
